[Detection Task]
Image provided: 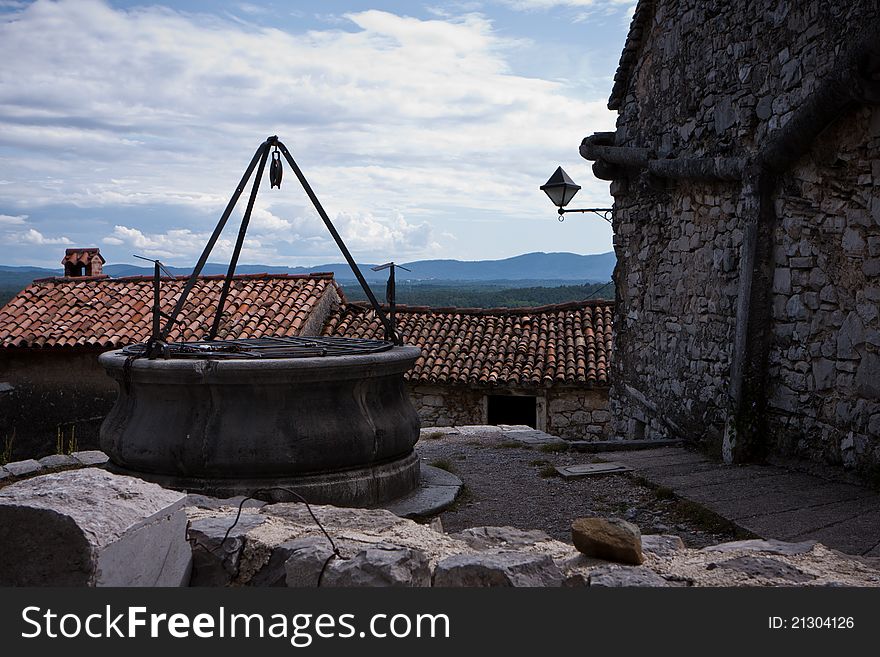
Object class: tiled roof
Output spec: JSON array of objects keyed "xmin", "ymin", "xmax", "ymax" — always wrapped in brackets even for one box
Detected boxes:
[
  {"xmin": 0, "ymin": 273, "xmax": 340, "ymax": 349},
  {"xmin": 608, "ymin": 0, "xmax": 655, "ymax": 111},
  {"xmin": 62, "ymin": 248, "xmax": 105, "ymax": 267},
  {"xmin": 323, "ymin": 301, "xmax": 614, "ymax": 388}
]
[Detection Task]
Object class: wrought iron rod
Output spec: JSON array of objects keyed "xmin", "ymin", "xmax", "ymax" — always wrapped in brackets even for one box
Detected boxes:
[
  {"xmin": 274, "ymin": 139, "xmax": 397, "ymax": 343},
  {"xmin": 160, "ymin": 139, "xmax": 268, "ymax": 339},
  {"xmin": 208, "ymin": 141, "xmax": 271, "ymax": 340}
]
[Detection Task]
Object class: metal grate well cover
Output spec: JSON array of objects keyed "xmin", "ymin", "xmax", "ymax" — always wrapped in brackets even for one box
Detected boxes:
[{"xmin": 121, "ymin": 336, "xmax": 394, "ymax": 359}]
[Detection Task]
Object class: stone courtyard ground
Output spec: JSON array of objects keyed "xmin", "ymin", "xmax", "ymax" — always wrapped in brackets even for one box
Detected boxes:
[{"xmin": 414, "ymin": 426, "xmax": 739, "ymax": 548}]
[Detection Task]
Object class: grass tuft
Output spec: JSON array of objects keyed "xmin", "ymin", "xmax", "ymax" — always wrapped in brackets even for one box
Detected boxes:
[
  {"xmin": 538, "ymin": 464, "xmax": 559, "ymax": 478},
  {"xmin": 429, "ymin": 458, "xmax": 456, "ymax": 474}
]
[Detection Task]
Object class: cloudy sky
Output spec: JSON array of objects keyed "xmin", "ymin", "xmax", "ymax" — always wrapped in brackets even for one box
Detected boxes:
[{"xmin": 0, "ymin": 0, "xmax": 632, "ymax": 269}]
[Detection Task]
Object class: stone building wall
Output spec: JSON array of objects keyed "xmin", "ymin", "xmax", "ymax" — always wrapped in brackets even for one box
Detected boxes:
[
  {"xmin": 546, "ymin": 388, "xmax": 611, "ymax": 441},
  {"xmin": 409, "ymin": 385, "xmax": 486, "ymax": 428},
  {"xmin": 0, "ymin": 350, "xmax": 116, "ymax": 460},
  {"xmin": 605, "ymin": 0, "xmax": 880, "ymax": 473},
  {"xmin": 766, "ymin": 108, "xmax": 880, "ymax": 469},
  {"xmin": 410, "ymin": 384, "xmax": 611, "ymax": 440}
]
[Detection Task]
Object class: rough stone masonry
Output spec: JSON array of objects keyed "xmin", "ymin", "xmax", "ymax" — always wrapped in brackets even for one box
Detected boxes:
[{"xmin": 583, "ymin": 0, "xmax": 880, "ymax": 475}]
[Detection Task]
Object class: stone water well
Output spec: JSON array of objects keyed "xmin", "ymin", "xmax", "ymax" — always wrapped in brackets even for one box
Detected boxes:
[
  {"xmin": 99, "ymin": 338, "xmax": 422, "ymax": 506},
  {"xmin": 97, "ymin": 135, "xmax": 437, "ymax": 508}
]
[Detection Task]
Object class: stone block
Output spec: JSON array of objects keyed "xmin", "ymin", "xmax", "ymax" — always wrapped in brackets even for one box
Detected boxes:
[
  {"xmin": 812, "ymin": 358, "xmax": 835, "ymax": 391},
  {"xmin": 715, "ymin": 555, "xmax": 816, "ymax": 583},
  {"xmin": 702, "ymin": 539, "xmax": 816, "ymax": 556},
  {"xmin": 284, "ymin": 540, "xmax": 431, "ymax": 587},
  {"xmin": 589, "ymin": 565, "xmax": 670, "ymax": 587},
  {"xmin": 38, "ymin": 454, "xmax": 79, "ymax": 469},
  {"xmin": 449, "ymin": 526, "xmax": 552, "ymax": 550},
  {"xmin": 789, "ymin": 256, "xmax": 814, "ymax": 268},
  {"xmin": 433, "ymin": 552, "xmax": 563, "ymax": 587},
  {"xmin": 3, "ymin": 459, "xmax": 42, "ymax": 478},
  {"xmin": 641, "ymin": 534, "xmax": 685, "ymax": 557},
  {"xmin": 71, "ymin": 450, "xmax": 109, "ymax": 466},
  {"xmin": 842, "ymin": 228, "xmax": 866, "ymax": 253},
  {"xmin": 324, "ymin": 544, "xmax": 431, "ymax": 587},
  {"xmin": 864, "ymin": 258, "xmax": 880, "ymax": 277},
  {"xmin": 772, "ymin": 267, "xmax": 791, "ymax": 294},
  {"xmin": 187, "ymin": 513, "xmax": 267, "ymax": 586},
  {"xmin": 856, "ymin": 352, "xmax": 880, "ymax": 399},
  {"xmin": 571, "ymin": 517, "xmax": 643, "ymax": 565},
  {"xmin": 837, "ymin": 312, "xmax": 865, "ymax": 359},
  {"xmin": 0, "ymin": 469, "xmax": 191, "ymax": 586}
]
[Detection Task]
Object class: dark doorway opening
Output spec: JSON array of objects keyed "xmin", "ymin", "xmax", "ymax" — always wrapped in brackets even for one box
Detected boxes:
[{"xmin": 487, "ymin": 394, "xmax": 537, "ymax": 429}]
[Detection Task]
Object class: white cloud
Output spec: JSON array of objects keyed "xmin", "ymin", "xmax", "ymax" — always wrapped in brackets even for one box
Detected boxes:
[
  {"xmin": 16, "ymin": 228, "xmax": 72, "ymax": 245},
  {"xmin": 495, "ymin": 0, "xmax": 635, "ymax": 10},
  {"xmin": 0, "ymin": 1, "xmax": 618, "ymax": 264},
  {"xmin": 0, "ymin": 213, "xmax": 25, "ymax": 225}
]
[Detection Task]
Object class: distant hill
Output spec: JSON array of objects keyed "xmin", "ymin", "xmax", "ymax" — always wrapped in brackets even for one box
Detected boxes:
[
  {"xmin": 0, "ymin": 252, "xmax": 615, "ymax": 307},
  {"xmin": 99, "ymin": 251, "xmax": 615, "ymax": 283}
]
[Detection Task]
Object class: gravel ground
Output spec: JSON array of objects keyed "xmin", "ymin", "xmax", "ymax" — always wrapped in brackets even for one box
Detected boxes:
[{"xmin": 415, "ymin": 429, "xmax": 739, "ymax": 548}]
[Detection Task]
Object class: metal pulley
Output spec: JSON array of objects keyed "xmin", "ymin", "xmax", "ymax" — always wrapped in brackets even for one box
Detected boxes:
[{"xmin": 269, "ymin": 147, "xmax": 283, "ymax": 188}]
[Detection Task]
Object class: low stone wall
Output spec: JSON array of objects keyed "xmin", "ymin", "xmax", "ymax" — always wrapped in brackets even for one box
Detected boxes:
[
  {"xmin": 546, "ymin": 388, "xmax": 611, "ymax": 440},
  {"xmin": 409, "ymin": 384, "xmax": 485, "ymax": 427},
  {"xmin": 409, "ymin": 383, "xmax": 611, "ymax": 441},
  {"xmin": 1, "ymin": 468, "xmax": 878, "ymax": 587}
]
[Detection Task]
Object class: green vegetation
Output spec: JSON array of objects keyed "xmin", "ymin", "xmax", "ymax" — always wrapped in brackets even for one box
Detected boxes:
[
  {"xmin": 539, "ymin": 442, "xmax": 570, "ymax": 453},
  {"xmin": 1, "ymin": 430, "xmax": 13, "ymax": 466},
  {"xmin": 55, "ymin": 425, "xmax": 77, "ymax": 456},
  {"xmin": 538, "ymin": 464, "xmax": 559, "ymax": 478},
  {"xmin": 344, "ymin": 280, "xmax": 614, "ymax": 308},
  {"xmin": 429, "ymin": 458, "xmax": 456, "ymax": 473}
]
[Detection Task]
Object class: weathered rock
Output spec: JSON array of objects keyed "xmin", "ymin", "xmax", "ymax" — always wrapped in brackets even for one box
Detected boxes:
[
  {"xmin": 714, "ymin": 555, "xmax": 816, "ymax": 583},
  {"xmin": 284, "ymin": 537, "xmax": 338, "ymax": 587},
  {"xmin": 38, "ymin": 454, "xmax": 79, "ymax": 469},
  {"xmin": 0, "ymin": 468, "xmax": 190, "ymax": 586},
  {"xmin": 571, "ymin": 517, "xmax": 644, "ymax": 565},
  {"xmin": 187, "ymin": 513, "xmax": 267, "ymax": 586},
  {"xmin": 184, "ymin": 494, "xmax": 266, "ymax": 511},
  {"xmin": 433, "ymin": 552, "xmax": 564, "ymax": 587},
  {"xmin": 589, "ymin": 565, "xmax": 670, "ymax": 587},
  {"xmin": 323, "ymin": 544, "xmax": 431, "ymax": 587},
  {"xmin": 450, "ymin": 526, "xmax": 552, "ymax": 550},
  {"xmin": 703, "ymin": 538, "xmax": 816, "ymax": 556},
  {"xmin": 283, "ymin": 539, "xmax": 430, "ymax": 587},
  {"xmin": 642, "ymin": 534, "xmax": 686, "ymax": 557},
  {"xmin": 71, "ymin": 450, "xmax": 109, "ymax": 466},
  {"xmin": 263, "ymin": 503, "xmax": 407, "ymax": 534},
  {"xmin": 0, "ymin": 467, "xmax": 10, "ymax": 481},
  {"xmin": 3, "ymin": 459, "xmax": 42, "ymax": 477}
]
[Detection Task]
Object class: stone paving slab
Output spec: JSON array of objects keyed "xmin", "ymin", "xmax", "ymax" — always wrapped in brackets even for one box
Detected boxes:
[
  {"xmin": 686, "ymin": 477, "xmax": 871, "ymax": 518},
  {"xmin": 599, "ymin": 447, "xmax": 880, "ymax": 556},
  {"xmin": 381, "ymin": 465, "xmax": 462, "ymax": 519},
  {"xmin": 555, "ymin": 462, "xmax": 633, "ymax": 479},
  {"xmin": 570, "ymin": 439, "xmax": 683, "ymax": 453},
  {"xmin": 3, "ymin": 459, "xmax": 42, "ymax": 477},
  {"xmin": 787, "ymin": 509, "xmax": 880, "ymax": 557},
  {"xmin": 632, "ymin": 465, "xmax": 781, "ymax": 492}
]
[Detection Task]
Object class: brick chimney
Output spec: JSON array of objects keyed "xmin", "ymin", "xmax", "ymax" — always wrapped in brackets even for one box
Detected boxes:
[{"xmin": 62, "ymin": 248, "xmax": 106, "ymax": 278}]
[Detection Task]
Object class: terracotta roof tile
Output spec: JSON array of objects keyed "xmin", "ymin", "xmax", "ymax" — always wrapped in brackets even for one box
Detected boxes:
[
  {"xmin": 0, "ymin": 273, "xmax": 340, "ymax": 349},
  {"xmin": 322, "ymin": 300, "xmax": 614, "ymax": 388}
]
